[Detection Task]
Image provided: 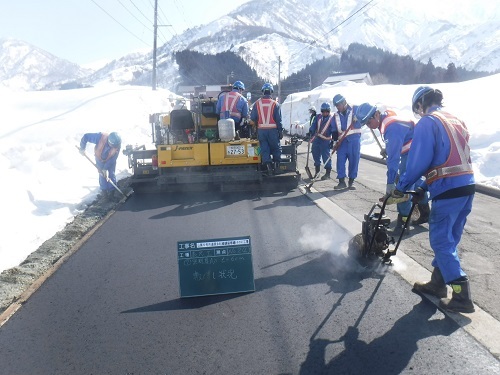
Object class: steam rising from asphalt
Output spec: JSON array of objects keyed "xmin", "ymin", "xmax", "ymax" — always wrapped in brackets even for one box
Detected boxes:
[
  {"xmin": 298, "ymin": 221, "xmax": 365, "ymax": 274},
  {"xmin": 298, "ymin": 221, "xmax": 392, "ymax": 276},
  {"xmin": 298, "ymin": 222, "xmax": 349, "ymax": 255}
]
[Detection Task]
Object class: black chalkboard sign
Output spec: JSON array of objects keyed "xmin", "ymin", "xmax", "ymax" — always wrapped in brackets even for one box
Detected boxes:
[{"xmin": 177, "ymin": 236, "xmax": 255, "ymax": 298}]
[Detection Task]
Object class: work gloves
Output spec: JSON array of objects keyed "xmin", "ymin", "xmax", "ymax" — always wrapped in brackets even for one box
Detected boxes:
[
  {"xmin": 79, "ymin": 148, "xmax": 85, "ymax": 155},
  {"xmin": 278, "ymin": 129, "xmax": 283, "ymax": 140},
  {"xmin": 385, "ymin": 185, "xmax": 427, "ymax": 205},
  {"xmin": 329, "ymin": 140, "xmax": 337, "ymax": 149},
  {"xmin": 380, "ymin": 148, "xmax": 388, "ymax": 159},
  {"xmin": 386, "ymin": 189, "xmax": 409, "ymax": 205},
  {"xmin": 386, "ymin": 183, "xmax": 395, "ymax": 195}
]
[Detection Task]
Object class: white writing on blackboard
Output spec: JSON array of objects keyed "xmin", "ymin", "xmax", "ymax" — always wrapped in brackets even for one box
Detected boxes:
[
  {"xmin": 183, "ymin": 256, "xmax": 246, "ymax": 266},
  {"xmin": 193, "ymin": 269, "xmax": 238, "ymax": 281},
  {"xmin": 197, "ymin": 239, "xmax": 250, "ymax": 248}
]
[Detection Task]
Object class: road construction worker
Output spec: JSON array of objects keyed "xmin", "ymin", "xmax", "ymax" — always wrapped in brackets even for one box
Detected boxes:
[
  {"xmin": 308, "ymin": 102, "xmax": 335, "ymax": 180},
  {"xmin": 216, "ymin": 80, "xmax": 249, "ymax": 134},
  {"xmin": 308, "ymin": 105, "xmax": 317, "ymax": 126},
  {"xmin": 250, "ymin": 83, "xmax": 283, "ymax": 175},
  {"xmin": 356, "ymin": 103, "xmax": 430, "ymax": 232},
  {"xmin": 79, "ymin": 132, "xmax": 122, "ymax": 201},
  {"xmin": 390, "ymin": 86, "xmax": 475, "ymax": 313},
  {"xmin": 331, "ymin": 94, "xmax": 361, "ymax": 190}
]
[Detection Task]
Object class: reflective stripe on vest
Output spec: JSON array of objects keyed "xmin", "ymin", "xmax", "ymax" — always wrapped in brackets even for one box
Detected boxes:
[
  {"xmin": 95, "ymin": 133, "xmax": 118, "ymax": 163},
  {"xmin": 425, "ymin": 111, "xmax": 473, "ymax": 184},
  {"xmin": 380, "ymin": 110, "xmax": 415, "ymax": 155},
  {"xmin": 222, "ymin": 91, "xmax": 243, "ymax": 120},
  {"xmin": 256, "ymin": 98, "xmax": 277, "ymax": 129},
  {"xmin": 315, "ymin": 114, "xmax": 333, "ymax": 140},
  {"xmin": 334, "ymin": 110, "xmax": 361, "ymax": 136}
]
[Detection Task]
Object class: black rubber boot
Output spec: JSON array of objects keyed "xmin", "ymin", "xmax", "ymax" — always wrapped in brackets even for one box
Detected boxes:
[
  {"xmin": 334, "ymin": 178, "xmax": 347, "ymax": 190},
  {"xmin": 320, "ymin": 168, "xmax": 331, "ymax": 180},
  {"xmin": 263, "ymin": 162, "xmax": 274, "ymax": 176},
  {"xmin": 439, "ymin": 277, "xmax": 475, "ymax": 313},
  {"xmin": 314, "ymin": 165, "xmax": 321, "ymax": 178},
  {"xmin": 413, "ymin": 268, "xmax": 447, "ymax": 298},
  {"xmin": 348, "ymin": 178, "xmax": 356, "ymax": 190},
  {"xmin": 413, "ymin": 203, "xmax": 430, "ymax": 225},
  {"xmin": 274, "ymin": 161, "xmax": 281, "ymax": 174}
]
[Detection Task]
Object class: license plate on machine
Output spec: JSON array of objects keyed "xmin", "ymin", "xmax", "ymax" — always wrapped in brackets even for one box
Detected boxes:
[{"xmin": 226, "ymin": 145, "xmax": 245, "ymax": 156}]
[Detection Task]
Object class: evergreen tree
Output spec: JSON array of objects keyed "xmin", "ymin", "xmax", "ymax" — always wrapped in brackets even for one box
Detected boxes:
[
  {"xmin": 419, "ymin": 58, "xmax": 435, "ymax": 83},
  {"xmin": 444, "ymin": 62, "xmax": 458, "ymax": 83}
]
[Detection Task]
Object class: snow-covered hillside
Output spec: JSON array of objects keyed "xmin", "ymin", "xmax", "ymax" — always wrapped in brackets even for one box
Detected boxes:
[{"xmin": 1, "ymin": 1, "xmax": 499, "ymax": 91}]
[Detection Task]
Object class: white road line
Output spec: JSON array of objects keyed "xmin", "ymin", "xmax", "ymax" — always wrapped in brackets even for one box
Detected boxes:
[{"xmin": 300, "ymin": 184, "xmax": 500, "ymax": 360}]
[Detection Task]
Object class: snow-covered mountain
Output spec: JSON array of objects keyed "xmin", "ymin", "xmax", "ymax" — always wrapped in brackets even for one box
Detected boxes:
[
  {"xmin": 0, "ymin": 38, "xmax": 92, "ymax": 91},
  {"xmin": 156, "ymin": 0, "xmax": 500, "ymax": 81},
  {"xmin": 1, "ymin": 0, "xmax": 499, "ymax": 91}
]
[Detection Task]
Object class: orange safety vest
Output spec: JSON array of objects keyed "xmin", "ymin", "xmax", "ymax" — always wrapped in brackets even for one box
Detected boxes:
[
  {"xmin": 94, "ymin": 133, "xmax": 118, "ymax": 163},
  {"xmin": 255, "ymin": 98, "xmax": 278, "ymax": 129},
  {"xmin": 380, "ymin": 109, "xmax": 414, "ymax": 154},
  {"xmin": 221, "ymin": 91, "xmax": 244, "ymax": 120},
  {"xmin": 425, "ymin": 110, "xmax": 473, "ymax": 184},
  {"xmin": 314, "ymin": 114, "xmax": 333, "ymax": 140}
]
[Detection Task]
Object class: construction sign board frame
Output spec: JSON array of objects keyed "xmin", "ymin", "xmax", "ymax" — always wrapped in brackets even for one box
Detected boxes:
[{"xmin": 177, "ymin": 236, "xmax": 255, "ymax": 298}]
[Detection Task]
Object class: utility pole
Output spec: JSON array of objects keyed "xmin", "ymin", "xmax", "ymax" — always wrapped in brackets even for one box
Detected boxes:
[
  {"xmin": 152, "ymin": 0, "xmax": 171, "ymax": 91},
  {"xmin": 226, "ymin": 71, "xmax": 234, "ymax": 85},
  {"xmin": 277, "ymin": 56, "xmax": 282, "ymax": 103},
  {"xmin": 309, "ymin": 74, "xmax": 312, "ymax": 90},
  {"xmin": 152, "ymin": 0, "xmax": 158, "ymax": 90}
]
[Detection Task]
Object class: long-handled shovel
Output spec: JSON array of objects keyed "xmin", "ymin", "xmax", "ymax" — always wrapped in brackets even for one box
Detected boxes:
[
  {"xmin": 304, "ymin": 122, "xmax": 355, "ymax": 191},
  {"xmin": 304, "ymin": 136, "xmax": 314, "ymax": 179},
  {"xmin": 75, "ymin": 145, "xmax": 130, "ymax": 200},
  {"xmin": 370, "ymin": 128, "xmax": 387, "ymax": 159}
]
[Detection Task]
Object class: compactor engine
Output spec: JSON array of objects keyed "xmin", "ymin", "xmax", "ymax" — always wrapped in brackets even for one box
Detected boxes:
[
  {"xmin": 352, "ymin": 194, "xmax": 417, "ymax": 264},
  {"xmin": 361, "ymin": 203, "xmax": 393, "ymax": 257}
]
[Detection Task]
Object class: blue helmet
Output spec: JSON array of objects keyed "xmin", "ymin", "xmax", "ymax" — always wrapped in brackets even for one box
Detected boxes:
[
  {"xmin": 233, "ymin": 80, "xmax": 245, "ymax": 90},
  {"xmin": 356, "ymin": 103, "xmax": 377, "ymax": 125},
  {"xmin": 320, "ymin": 102, "xmax": 331, "ymax": 112},
  {"xmin": 107, "ymin": 132, "xmax": 121, "ymax": 147},
  {"xmin": 333, "ymin": 94, "xmax": 346, "ymax": 106},
  {"xmin": 261, "ymin": 83, "xmax": 274, "ymax": 93},
  {"xmin": 412, "ymin": 86, "xmax": 433, "ymax": 113}
]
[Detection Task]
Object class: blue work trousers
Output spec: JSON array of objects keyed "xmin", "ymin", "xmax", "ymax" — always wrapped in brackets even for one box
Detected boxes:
[
  {"xmin": 336, "ymin": 137, "xmax": 360, "ymax": 179},
  {"xmin": 96, "ymin": 159, "xmax": 117, "ymax": 191},
  {"xmin": 259, "ymin": 129, "xmax": 281, "ymax": 164},
  {"xmin": 312, "ymin": 138, "xmax": 331, "ymax": 169},
  {"xmin": 430, "ymin": 195, "xmax": 473, "ymax": 283},
  {"xmin": 397, "ymin": 154, "xmax": 412, "ymax": 216}
]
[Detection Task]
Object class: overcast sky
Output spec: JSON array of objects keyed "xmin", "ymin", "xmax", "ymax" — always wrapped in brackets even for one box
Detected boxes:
[{"xmin": 0, "ymin": 0, "xmax": 251, "ymax": 68}]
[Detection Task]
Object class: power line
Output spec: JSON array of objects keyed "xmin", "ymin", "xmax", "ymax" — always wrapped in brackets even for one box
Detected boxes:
[
  {"xmin": 268, "ymin": 0, "xmax": 377, "ymax": 80},
  {"xmin": 90, "ymin": 0, "xmax": 150, "ymax": 46},
  {"xmin": 117, "ymin": 0, "xmax": 152, "ymax": 32},
  {"xmin": 128, "ymin": 0, "xmax": 151, "ymax": 24}
]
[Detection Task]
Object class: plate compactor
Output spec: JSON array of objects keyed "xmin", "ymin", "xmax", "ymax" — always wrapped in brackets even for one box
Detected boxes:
[{"xmin": 352, "ymin": 193, "xmax": 416, "ymax": 264}]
